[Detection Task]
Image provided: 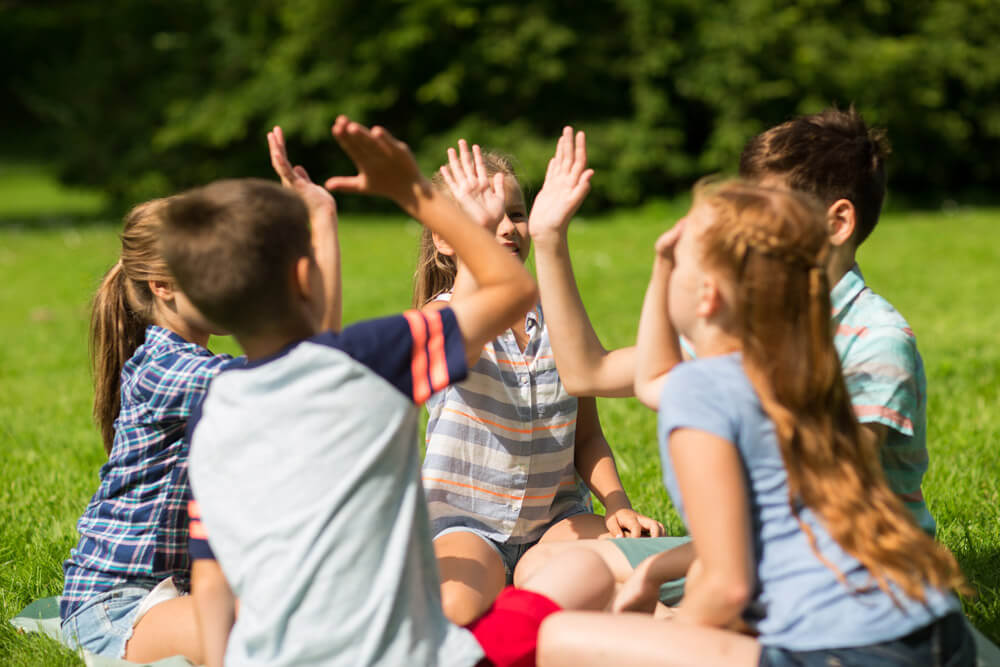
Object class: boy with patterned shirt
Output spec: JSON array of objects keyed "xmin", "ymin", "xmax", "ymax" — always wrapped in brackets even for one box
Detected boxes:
[
  {"xmin": 165, "ymin": 118, "xmax": 614, "ymax": 666},
  {"xmin": 739, "ymin": 107, "xmax": 935, "ymax": 534}
]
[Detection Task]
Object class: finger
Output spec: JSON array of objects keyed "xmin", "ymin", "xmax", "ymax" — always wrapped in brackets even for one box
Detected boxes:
[
  {"xmin": 570, "ymin": 130, "xmax": 588, "ymax": 181},
  {"xmin": 638, "ymin": 516, "xmax": 664, "ymax": 538},
  {"xmin": 472, "ymin": 144, "xmax": 489, "ymax": 186},
  {"xmin": 267, "ymin": 132, "xmax": 294, "ymax": 186},
  {"xmin": 621, "ymin": 514, "xmax": 642, "ymax": 538},
  {"xmin": 293, "ymin": 165, "xmax": 314, "ymax": 184},
  {"xmin": 370, "ymin": 126, "xmax": 396, "ymax": 157},
  {"xmin": 559, "ymin": 126, "xmax": 574, "ymax": 171},
  {"xmin": 458, "ymin": 139, "xmax": 475, "ymax": 182},
  {"xmin": 491, "ymin": 171, "xmax": 506, "ymax": 199},
  {"xmin": 439, "ymin": 165, "xmax": 460, "ymax": 197},
  {"xmin": 324, "ymin": 175, "xmax": 366, "ymax": 193},
  {"xmin": 446, "ymin": 147, "xmax": 466, "ymax": 187},
  {"xmin": 606, "ymin": 517, "xmax": 624, "ymax": 538},
  {"xmin": 330, "ymin": 120, "xmax": 370, "ymax": 168}
]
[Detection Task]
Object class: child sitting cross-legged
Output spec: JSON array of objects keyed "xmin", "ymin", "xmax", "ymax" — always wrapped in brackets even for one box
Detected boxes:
[{"xmin": 165, "ymin": 117, "xmax": 616, "ymax": 667}]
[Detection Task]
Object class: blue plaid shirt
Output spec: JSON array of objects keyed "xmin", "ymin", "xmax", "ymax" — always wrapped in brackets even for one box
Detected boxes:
[{"xmin": 61, "ymin": 326, "xmax": 242, "ymax": 620}]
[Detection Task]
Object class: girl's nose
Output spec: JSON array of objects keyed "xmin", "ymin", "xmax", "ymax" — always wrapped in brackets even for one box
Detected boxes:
[{"xmin": 497, "ymin": 215, "xmax": 515, "ymax": 236}]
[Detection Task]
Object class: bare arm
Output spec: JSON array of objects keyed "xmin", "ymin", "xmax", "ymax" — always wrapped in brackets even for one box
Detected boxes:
[
  {"xmin": 573, "ymin": 397, "xmax": 664, "ymax": 538},
  {"xmin": 670, "ymin": 428, "xmax": 754, "ymax": 628},
  {"xmin": 324, "ymin": 116, "xmax": 537, "ymax": 367},
  {"xmin": 633, "ymin": 223, "xmax": 686, "ymax": 410},
  {"xmin": 530, "ymin": 127, "xmax": 636, "ymax": 397},
  {"xmin": 191, "ymin": 559, "xmax": 235, "ymax": 667},
  {"xmin": 268, "ymin": 126, "xmax": 341, "ymax": 331},
  {"xmin": 612, "ymin": 541, "xmax": 696, "ymax": 614}
]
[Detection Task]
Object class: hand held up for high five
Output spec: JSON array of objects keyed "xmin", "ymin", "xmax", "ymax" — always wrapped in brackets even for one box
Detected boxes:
[
  {"xmin": 267, "ymin": 126, "xmax": 337, "ymax": 222},
  {"xmin": 528, "ymin": 126, "xmax": 594, "ymax": 247},
  {"xmin": 324, "ymin": 115, "xmax": 428, "ymax": 212},
  {"xmin": 439, "ymin": 140, "xmax": 506, "ymax": 231}
]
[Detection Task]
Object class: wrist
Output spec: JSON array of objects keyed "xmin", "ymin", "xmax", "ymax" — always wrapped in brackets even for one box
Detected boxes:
[
  {"xmin": 528, "ymin": 227, "xmax": 568, "ymax": 252},
  {"xmin": 602, "ymin": 489, "xmax": 632, "ymax": 514}
]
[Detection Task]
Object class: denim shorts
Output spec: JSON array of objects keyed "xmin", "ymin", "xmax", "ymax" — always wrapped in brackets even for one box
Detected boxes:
[
  {"xmin": 60, "ymin": 579, "xmax": 158, "ymax": 659},
  {"xmin": 437, "ymin": 505, "xmax": 591, "ymax": 582},
  {"xmin": 759, "ymin": 612, "xmax": 976, "ymax": 667}
]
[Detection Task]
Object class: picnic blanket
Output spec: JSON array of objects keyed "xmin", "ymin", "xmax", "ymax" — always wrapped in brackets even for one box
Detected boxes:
[{"xmin": 11, "ymin": 596, "xmax": 1000, "ymax": 666}]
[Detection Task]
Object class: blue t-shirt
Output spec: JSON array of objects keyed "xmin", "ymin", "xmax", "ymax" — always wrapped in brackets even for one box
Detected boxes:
[{"xmin": 658, "ymin": 354, "xmax": 957, "ymax": 650}]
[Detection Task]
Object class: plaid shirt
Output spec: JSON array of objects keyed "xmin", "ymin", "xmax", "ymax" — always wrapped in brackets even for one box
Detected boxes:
[{"xmin": 61, "ymin": 326, "xmax": 241, "ymax": 619}]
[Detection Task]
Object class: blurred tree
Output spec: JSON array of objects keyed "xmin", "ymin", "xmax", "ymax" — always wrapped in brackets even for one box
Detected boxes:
[{"xmin": 4, "ymin": 0, "xmax": 999, "ymax": 209}]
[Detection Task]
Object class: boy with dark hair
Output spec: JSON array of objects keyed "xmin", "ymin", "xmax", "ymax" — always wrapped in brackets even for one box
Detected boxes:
[
  {"xmin": 739, "ymin": 107, "xmax": 935, "ymax": 536},
  {"xmin": 163, "ymin": 118, "xmax": 614, "ymax": 667}
]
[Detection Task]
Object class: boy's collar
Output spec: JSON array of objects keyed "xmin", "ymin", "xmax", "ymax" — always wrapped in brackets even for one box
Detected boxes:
[{"xmin": 830, "ymin": 264, "xmax": 866, "ymax": 319}]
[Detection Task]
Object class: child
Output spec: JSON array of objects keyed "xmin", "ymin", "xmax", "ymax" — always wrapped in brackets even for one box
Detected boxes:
[
  {"xmin": 58, "ymin": 131, "xmax": 340, "ymax": 663},
  {"xmin": 739, "ymin": 107, "xmax": 935, "ymax": 535},
  {"xmin": 59, "ymin": 198, "xmax": 240, "ymax": 664},
  {"xmin": 419, "ymin": 138, "xmax": 663, "ymax": 625},
  {"xmin": 169, "ymin": 117, "xmax": 615, "ymax": 667},
  {"xmin": 536, "ymin": 181, "xmax": 973, "ymax": 666}
]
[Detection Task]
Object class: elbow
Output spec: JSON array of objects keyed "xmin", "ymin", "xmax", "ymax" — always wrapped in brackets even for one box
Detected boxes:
[{"xmin": 633, "ymin": 381, "xmax": 659, "ymax": 411}]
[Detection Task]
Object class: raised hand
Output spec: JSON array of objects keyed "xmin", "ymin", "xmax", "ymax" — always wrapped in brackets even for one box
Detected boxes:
[
  {"xmin": 438, "ymin": 140, "xmax": 506, "ymax": 231},
  {"xmin": 528, "ymin": 126, "xmax": 594, "ymax": 245},
  {"xmin": 267, "ymin": 126, "xmax": 337, "ymax": 220},
  {"xmin": 654, "ymin": 218, "xmax": 686, "ymax": 265},
  {"xmin": 324, "ymin": 116, "xmax": 426, "ymax": 208}
]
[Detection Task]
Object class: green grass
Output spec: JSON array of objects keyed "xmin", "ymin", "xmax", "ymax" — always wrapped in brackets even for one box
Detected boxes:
[
  {"xmin": 0, "ymin": 163, "xmax": 107, "ymax": 222},
  {"xmin": 1, "ymin": 198, "xmax": 998, "ymax": 662}
]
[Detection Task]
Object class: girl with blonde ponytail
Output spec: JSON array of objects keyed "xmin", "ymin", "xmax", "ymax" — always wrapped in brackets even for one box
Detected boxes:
[{"xmin": 537, "ymin": 181, "xmax": 973, "ymax": 667}]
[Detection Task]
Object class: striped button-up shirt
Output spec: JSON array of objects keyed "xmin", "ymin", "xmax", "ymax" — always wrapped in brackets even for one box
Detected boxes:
[
  {"xmin": 61, "ymin": 326, "xmax": 240, "ymax": 619},
  {"xmin": 423, "ymin": 304, "xmax": 588, "ymax": 544},
  {"xmin": 832, "ymin": 266, "xmax": 934, "ymax": 535}
]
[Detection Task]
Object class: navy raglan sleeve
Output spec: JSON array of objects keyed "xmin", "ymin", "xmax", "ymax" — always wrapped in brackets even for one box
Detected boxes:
[{"xmin": 331, "ymin": 307, "xmax": 467, "ymax": 405}]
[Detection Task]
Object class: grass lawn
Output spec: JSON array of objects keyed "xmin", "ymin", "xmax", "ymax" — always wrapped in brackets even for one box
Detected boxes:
[{"xmin": 1, "ymin": 193, "xmax": 998, "ymax": 662}]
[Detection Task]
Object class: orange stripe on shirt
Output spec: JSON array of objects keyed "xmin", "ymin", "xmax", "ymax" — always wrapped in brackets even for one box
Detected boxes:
[
  {"xmin": 423, "ymin": 476, "xmax": 564, "ymax": 501},
  {"xmin": 836, "ymin": 324, "xmax": 868, "ymax": 337},
  {"xmin": 403, "ymin": 310, "xmax": 431, "ymax": 404},
  {"xmin": 853, "ymin": 404, "xmax": 913, "ymax": 432},
  {"xmin": 442, "ymin": 407, "xmax": 576, "ymax": 434},
  {"xmin": 425, "ymin": 309, "xmax": 449, "ymax": 392}
]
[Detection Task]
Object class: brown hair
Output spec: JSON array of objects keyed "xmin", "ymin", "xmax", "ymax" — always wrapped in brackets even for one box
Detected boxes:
[
  {"xmin": 694, "ymin": 180, "xmax": 967, "ymax": 603},
  {"xmin": 738, "ymin": 107, "xmax": 890, "ymax": 246},
  {"xmin": 91, "ymin": 199, "xmax": 173, "ymax": 454},
  {"xmin": 160, "ymin": 179, "xmax": 310, "ymax": 336},
  {"xmin": 412, "ymin": 151, "xmax": 518, "ymax": 307}
]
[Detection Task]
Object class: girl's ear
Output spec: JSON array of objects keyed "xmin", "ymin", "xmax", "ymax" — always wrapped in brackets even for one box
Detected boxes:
[
  {"xmin": 827, "ymin": 199, "xmax": 857, "ymax": 247},
  {"xmin": 431, "ymin": 231, "xmax": 456, "ymax": 257},
  {"xmin": 148, "ymin": 280, "xmax": 175, "ymax": 302}
]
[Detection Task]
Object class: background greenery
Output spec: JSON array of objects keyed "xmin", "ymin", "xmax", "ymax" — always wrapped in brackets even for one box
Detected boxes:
[
  {"xmin": 1, "ymin": 180, "xmax": 998, "ymax": 661},
  {"xmin": 3, "ymin": 0, "xmax": 1000, "ymax": 209}
]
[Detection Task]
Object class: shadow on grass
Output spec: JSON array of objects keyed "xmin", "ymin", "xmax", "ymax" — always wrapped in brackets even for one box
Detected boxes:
[{"xmin": 955, "ymin": 544, "xmax": 1000, "ymax": 644}]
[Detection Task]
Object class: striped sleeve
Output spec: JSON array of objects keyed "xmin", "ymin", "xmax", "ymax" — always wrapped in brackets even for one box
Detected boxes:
[
  {"xmin": 188, "ymin": 500, "xmax": 216, "ymax": 561},
  {"xmin": 332, "ymin": 307, "xmax": 468, "ymax": 405},
  {"xmin": 840, "ymin": 328, "xmax": 921, "ymax": 436}
]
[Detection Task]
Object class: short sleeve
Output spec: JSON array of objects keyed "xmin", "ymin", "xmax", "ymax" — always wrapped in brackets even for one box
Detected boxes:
[
  {"xmin": 324, "ymin": 307, "xmax": 467, "ymax": 405},
  {"xmin": 658, "ymin": 361, "xmax": 740, "ymax": 447},
  {"xmin": 840, "ymin": 329, "xmax": 921, "ymax": 437},
  {"xmin": 188, "ymin": 499, "xmax": 215, "ymax": 561}
]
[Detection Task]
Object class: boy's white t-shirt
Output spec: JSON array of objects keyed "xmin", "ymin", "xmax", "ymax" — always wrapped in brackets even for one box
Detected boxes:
[{"xmin": 188, "ymin": 310, "xmax": 484, "ymax": 666}]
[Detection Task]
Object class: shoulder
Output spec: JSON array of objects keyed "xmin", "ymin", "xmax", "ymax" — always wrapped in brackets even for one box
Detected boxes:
[
  {"xmin": 660, "ymin": 355, "xmax": 749, "ymax": 434},
  {"xmin": 838, "ymin": 289, "xmax": 921, "ymax": 369},
  {"xmin": 130, "ymin": 329, "xmax": 240, "ymax": 396}
]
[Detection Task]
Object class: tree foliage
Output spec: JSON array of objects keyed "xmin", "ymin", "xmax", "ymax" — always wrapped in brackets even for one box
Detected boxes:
[{"xmin": 5, "ymin": 0, "xmax": 1000, "ymax": 209}]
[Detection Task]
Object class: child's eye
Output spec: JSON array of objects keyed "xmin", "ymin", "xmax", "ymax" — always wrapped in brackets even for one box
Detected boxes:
[{"xmin": 509, "ymin": 212, "xmax": 527, "ymax": 221}]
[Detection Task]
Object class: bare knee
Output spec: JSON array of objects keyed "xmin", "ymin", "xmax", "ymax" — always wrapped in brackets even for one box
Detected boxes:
[
  {"xmin": 520, "ymin": 548, "xmax": 615, "ymax": 611},
  {"xmin": 440, "ymin": 582, "xmax": 489, "ymax": 626},
  {"xmin": 513, "ymin": 543, "xmax": 556, "ymax": 588}
]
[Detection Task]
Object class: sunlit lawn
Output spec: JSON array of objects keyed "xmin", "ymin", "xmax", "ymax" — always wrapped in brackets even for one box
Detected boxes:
[{"xmin": 1, "ymin": 180, "xmax": 998, "ymax": 662}]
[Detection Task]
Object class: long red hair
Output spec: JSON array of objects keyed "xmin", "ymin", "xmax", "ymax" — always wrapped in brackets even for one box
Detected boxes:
[{"xmin": 695, "ymin": 180, "xmax": 967, "ymax": 602}]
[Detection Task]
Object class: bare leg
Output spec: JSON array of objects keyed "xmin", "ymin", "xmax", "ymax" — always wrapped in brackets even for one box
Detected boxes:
[
  {"xmin": 537, "ymin": 611, "xmax": 760, "ymax": 667},
  {"xmin": 434, "ymin": 531, "xmax": 507, "ymax": 625},
  {"xmin": 125, "ymin": 596, "xmax": 203, "ymax": 665},
  {"xmin": 514, "ymin": 538, "xmax": 634, "ymax": 588},
  {"xmin": 538, "ymin": 513, "xmax": 611, "ymax": 542},
  {"xmin": 518, "ymin": 548, "xmax": 615, "ymax": 612}
]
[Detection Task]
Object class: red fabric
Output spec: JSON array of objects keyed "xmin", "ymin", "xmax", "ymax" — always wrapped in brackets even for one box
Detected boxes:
[{"xmin": 466, "ymin": 587, "xmax": 561, "ymax": 667}]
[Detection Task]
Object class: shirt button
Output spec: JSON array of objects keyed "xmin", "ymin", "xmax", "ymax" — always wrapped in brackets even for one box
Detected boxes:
[{"xmin": 519, "ymin": 375, "xmax": 529, "ymax": 385}]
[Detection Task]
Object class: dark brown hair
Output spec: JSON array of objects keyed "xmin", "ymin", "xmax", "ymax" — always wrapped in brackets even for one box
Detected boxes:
[
  {"xmin": 695, "ymin": 180, "xmax": 967, "ymax": 603},
  {"xmin": 91, "ymin": 199, "xmax": 174, "ymax": 454},
  {"xmin": 738, "ymin": 107, "xmax": 890, "ymax": 246},
  {"xmin": 160, "ymin": 179, "xmax": 310, "ymax": 336},
  {"xmin": 412, "ymin": 151, "xmax": 518, "ymax": 307}
]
